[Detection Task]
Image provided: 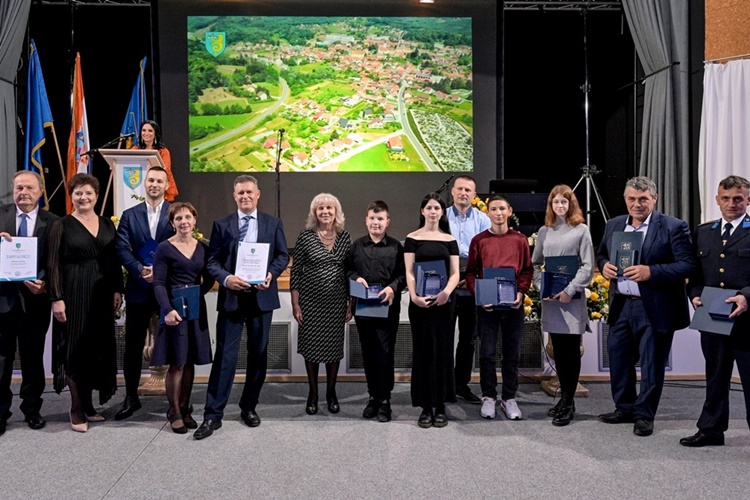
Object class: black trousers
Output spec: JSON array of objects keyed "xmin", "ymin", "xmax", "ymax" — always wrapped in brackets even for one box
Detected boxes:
[
  {"xmin": 697, "ymin": 329, "xmax": 750, "ymax": 436},
  {"xmin": 123, "ymin": 298, "xmax": 158, "ymax": 399},
  {"xmin": 453, "ymin": 293, "xmax": 477, "ymax": 390},
  {"xmin": 0, "ymin": 301, "xmax": 49, "ymax": 418},
  {"xmin": 550, "ymin": 333, "xmax": 582, "ymax": 402},
  {"xmin": 354, "ymin": 305, "xmax": 400, "ymax": 401}
]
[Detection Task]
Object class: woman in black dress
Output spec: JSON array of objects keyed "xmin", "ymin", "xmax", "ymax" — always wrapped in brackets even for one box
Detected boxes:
[
  {"xmin": 151, "ymin": 202, "xmax": 214, "ymax": 433},
  {"xmin": 49, "ymin": 174, "xmax": 123, "ymax": 432},
  {"xmin": 404, "ymin": 193, "xmax": 460, "ymax": 428},
  {"xmin": 290, "ymin": 193, "xmax": 352, "ymax": 415}
]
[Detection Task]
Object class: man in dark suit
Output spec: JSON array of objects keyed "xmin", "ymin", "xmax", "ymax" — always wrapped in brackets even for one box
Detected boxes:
[
  {"xmin": 0, "ymin": 171, "xmax": 58, "ymax": 436},
  {"xmin": 113, "ymin": 166, "xmax": 173, "ymax": 420},
  {"xmin": 596, "ymin": 176, "xmax": 695, "ymax": 437},
  {"xmin": 194, "ymin": 175, "xmax": 289, "ymax": 440},
  {"xmin": 681, "ymin": 175, "xmax": 750, "ymax": 447}
]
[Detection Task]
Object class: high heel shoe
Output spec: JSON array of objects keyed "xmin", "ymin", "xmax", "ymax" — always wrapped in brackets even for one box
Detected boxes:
[
  {"xmin": 326, "ymin": 394, "xmax": 340, "ymax": 414},
  {"xmin": 70, "ymin": 412, "xmax": 88, "ymax": 433},
  {"xmin": 305, "ymin": 396, "xmax": 319, "ymax": 415},
  {"xmin": 167, "ymin": 411, "xmax": 188, "ymax": 434},
  {"xmin": 181, "ymin": 407, "xmax": 198, "ymax": 430}
]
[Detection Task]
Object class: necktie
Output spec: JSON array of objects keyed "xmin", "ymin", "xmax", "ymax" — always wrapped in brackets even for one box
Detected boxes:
[
  {"xmin": 238, "ymin": 215, "xmax": 251, "ymax": 242},
  {"xmin": 722, "ymin": 222, "xmax": 732, "ymax": 245},
  {"xmin": 18, "ymin": 214, "xmax": 28, "ymax": 237}
]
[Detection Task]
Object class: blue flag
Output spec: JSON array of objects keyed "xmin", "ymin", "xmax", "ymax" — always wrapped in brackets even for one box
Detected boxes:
[
  {"xmin": 24, "ymin": 40, "xmax": 54, "ymax": 208},
  {"xmin": 120, "ymin": 56, "xmax": 148, "ymax": 148}
]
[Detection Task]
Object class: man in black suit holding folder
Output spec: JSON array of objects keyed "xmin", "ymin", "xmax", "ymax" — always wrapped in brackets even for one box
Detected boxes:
[
  {"xmin": 596, "ymin": 176, "xmax": 694, "ymax": 437},
  {"xmin": 0, "ymin": 171, "xmax": 57, "ymax": 435},
  {"xmin": 681, "ymin": 175, "xmax": 750, "ymax": 447},
  {"xmin": 194, "ymin": 175, "xmax": 288, "ymax": 440},
  {"xmin": 114, "ymin": 166, "xmax": 173, "ymax": 420}
]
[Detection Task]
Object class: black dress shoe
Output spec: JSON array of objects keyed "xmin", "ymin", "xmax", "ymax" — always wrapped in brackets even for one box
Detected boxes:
[
  {"xmin": 305, "ymin": 397, "xmax": 318, "ymax": 415},
  {"xmin": 433, "ymin": 412, "xmax": 448, "ymax": 428},
  {"xmin": 376, "ymin": 400, "xmax": 391, "ymax": 423},
  {"xmin": 633, "ymin": 418, "xmax": 654, "ymax": 436},
  {"xmin": 241, "ymin": 410, "xmax": 261, "ymax": 428},
  {"xmin": 114, "ymin": 398, "xmax": 142, "ymax": 421},
  {"xmin": 327, "ymin": 394, "xmax": 340, "ymax": 414},
  {"xmin": 679, "ymin": 431, "xmax": 724, "ymax": 447},
  {"xmin": 24, "ymin": 413, "xmax": 46, "ymax": 430},
  {"xmin": 362, "ymin": 398, "xmax": 380, "ymax": 419},
  {"xmin": 0, "ymin": 417, "xmax": 6, "ymax": 436},
  {"xmin": 547, "ymin": 399, "xmax": 564, "ymax": 418},
  {"xmin": 194, "ymin": 420, "xmax": 222, "ymax": 440},
  {"xmin": 456, "ymin": 387, "xmax": 482, "ymax": 404},
  {"xmin": 180, "ymin": 407, "xmax": 198, "ymax": 430},
  {"xmin": 551, "ymin": 404, "xmax": 575, "ymax": 427},
  {"xmin": 598, "ymin": 409, "xmax": 635, "ymax": 424},
  {"xmin": 418, "ymin": 409, "xmax": 433, "ymax": 428}
]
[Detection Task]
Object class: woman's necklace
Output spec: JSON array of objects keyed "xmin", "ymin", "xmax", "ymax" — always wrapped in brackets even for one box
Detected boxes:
[
  {"xmin": 73, "ymin": 211, "xmax": 93, "ymax": 221},
  {"xmin": 317, "ymin": 229, "xmax": 335, "ymax": 242}
]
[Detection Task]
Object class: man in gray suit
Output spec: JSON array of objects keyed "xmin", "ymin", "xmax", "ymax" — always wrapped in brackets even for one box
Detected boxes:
[{"xmin": 0, "ymin": 171, "xmax": 57, "ymax": 436}]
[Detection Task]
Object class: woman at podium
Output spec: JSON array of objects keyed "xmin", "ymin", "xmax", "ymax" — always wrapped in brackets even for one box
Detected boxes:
[{"xmin": 132, "ymin": 120, "xmax": 178, "ymax": 201}]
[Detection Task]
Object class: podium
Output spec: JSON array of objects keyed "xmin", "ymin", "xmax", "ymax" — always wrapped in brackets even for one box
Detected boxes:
[{"xmin": 99, "ymin": 149, "xmax": 165, "ymax": 217}]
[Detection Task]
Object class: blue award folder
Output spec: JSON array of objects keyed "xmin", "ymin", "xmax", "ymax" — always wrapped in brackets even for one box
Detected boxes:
[
  {"xmin": 137, "ymin": 238, "xmax": 159, "ymax": 267},
  {"xmin": 541, "ymin": 256, "xmax": 581, "ymax": 299},
  {"xmin": 476, "ymin": 267, "xmax": 516, "ymax": 307},
  {"xmin": 609, "ymin": 231, "xmax": 644, "ymax": 276},
  {"xmin": 689, "ymin": 287, "xmax": 738, "ymax": 335},
  {"xmin": 416, "ymin": 260, "xmax": 447, "ymax": 297},
  {"xmin": 349, "ymin": 280, "xmax": 388, "ymax": 318},
  {"xmin": 161, "ymin": 285, "xmax": 200, "ymax": 324}
]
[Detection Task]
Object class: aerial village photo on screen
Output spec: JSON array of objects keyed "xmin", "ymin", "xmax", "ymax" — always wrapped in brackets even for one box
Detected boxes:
[{"xmin": 187, "ymin": 16, "xmax": 473, "ymax": 173}]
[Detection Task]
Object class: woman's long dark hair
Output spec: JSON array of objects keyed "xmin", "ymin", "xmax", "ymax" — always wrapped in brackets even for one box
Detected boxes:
[
  {"xmin": 418, "ymin": 192, "xmax": 451, "ymax": 234},
  {"xmin": 137, "ymin": 120, "xmax": 166, "ymax": 150}
]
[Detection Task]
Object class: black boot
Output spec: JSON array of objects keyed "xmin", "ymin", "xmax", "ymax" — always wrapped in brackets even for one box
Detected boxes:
[{"xmin": 551, "ymin": 399, "xmax": 575, "ymax": 427}]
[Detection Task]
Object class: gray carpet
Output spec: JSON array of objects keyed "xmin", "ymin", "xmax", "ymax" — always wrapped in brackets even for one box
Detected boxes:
[{"xmin": 0, "ymin": 380, "xmax": 747, "ymax": 500}]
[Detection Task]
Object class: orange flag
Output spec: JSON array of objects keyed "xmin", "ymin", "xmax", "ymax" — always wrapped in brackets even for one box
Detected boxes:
[{"xmin": 66, "ymin": 53, "xmax": 91, "ymax": 213}]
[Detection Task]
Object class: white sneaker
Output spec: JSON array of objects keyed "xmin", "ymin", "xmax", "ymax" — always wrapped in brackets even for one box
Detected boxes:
[
  {"xmin": 480, "ymin": 397, "xmax": 496, "ymax": 419},
  {"xmin": 500, "ymin": 399, "xmax": 522, "ymax": 420}
]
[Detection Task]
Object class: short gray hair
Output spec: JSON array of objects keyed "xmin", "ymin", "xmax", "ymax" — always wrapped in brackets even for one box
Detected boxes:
[
  {"xmin": 13, "ymin": 170, "xmax": 44, "ymax": 191},
  {"xmin": 305, "ymin": 193, "xmax": 346, "ymax": 232},
  {"xmin": 233, "ymin": 174, "xmax": 259, "ymax": 189},
  {"xmin": 624, "ymin": 176, "xmax": 658, "ymax": 197}
]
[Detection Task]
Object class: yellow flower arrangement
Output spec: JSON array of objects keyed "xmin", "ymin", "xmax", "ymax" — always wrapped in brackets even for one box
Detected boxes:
[
  {"xmin": 471, "ymin": 196, "xmax": 488, "ymax": 213},
  {"xmin": 523, "ymin": 272, "xmax": 610, "ymax": 323}
]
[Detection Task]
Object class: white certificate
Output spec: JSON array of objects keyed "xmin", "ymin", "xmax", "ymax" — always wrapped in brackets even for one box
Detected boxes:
[
  {"xmin": 235, "ymin": 242, "xmax": 270, "ymax": 284},
  {"xmin": 0, "ymin": 237, "xmax": 38, "ymax": 281}
]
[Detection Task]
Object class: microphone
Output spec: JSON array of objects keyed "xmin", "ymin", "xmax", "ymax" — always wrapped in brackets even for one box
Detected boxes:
[
  {"xmin": 120, "ymin": 133, "xmax": 135, "ymax": 138},
  {"xmin": 436, "ymin": 175, "xmax": 454, "ymax": 194}
]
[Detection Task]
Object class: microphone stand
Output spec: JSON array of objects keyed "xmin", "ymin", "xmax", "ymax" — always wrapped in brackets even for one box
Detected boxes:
[
  {"xmin": 435, "ymin": 174, "xmax": 454, "ymax": 205},
  {"xmin": 275, "ymin": 129, "xmax": 284, "ymax": 219},
  {"xmin": 81, "ymin": 134, "xmax": 132, "ymax": 158}
]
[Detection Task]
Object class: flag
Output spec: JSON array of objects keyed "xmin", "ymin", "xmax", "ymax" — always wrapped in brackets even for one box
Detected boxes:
[
  {"xmin": 24, "ymin": 40, "xmax": 54, "ymax": 209},
  {"xmin": 66, "ymin": 52, "xmax": 91, "ymax": 213},
  {"xmin": 120, "ymin": 56, "xmax": 148, "ymax": 149}
]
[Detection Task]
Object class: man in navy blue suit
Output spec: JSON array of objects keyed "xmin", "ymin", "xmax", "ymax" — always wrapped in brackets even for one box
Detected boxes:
[
  {"xmin": 0, "ymin": 171, "xmax": 57, "ymax": 436},
  {"xmin": 681, "ymin": 175, "xmax": 750, "ymax": 447},
  {"xmin": 596, "ymin": 176, "xmax": 695, "ymax": 437},
  {"xmin": 114, "ymin": 166, "xmax": 174, "ymax": 420},
  {"xmin": 194, "ymin": 175, "xmax": 289, "ymax": 440}
]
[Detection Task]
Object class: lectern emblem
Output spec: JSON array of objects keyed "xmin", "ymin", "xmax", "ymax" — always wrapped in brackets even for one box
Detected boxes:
[{"xmin": 123, "ymin": 166, "xmax": 142, "ymax": 190}]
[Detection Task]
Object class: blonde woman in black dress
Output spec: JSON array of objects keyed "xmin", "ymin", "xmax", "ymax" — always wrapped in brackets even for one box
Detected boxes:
[{"xmin": 291, "ymin": 193, "xmax": 352, "ymax": 415}]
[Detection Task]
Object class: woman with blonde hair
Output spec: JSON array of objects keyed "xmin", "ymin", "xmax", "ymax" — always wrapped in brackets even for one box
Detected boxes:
[{"xmin": 291, "ymin": 193, "xmax": 352, "ymax": 415}]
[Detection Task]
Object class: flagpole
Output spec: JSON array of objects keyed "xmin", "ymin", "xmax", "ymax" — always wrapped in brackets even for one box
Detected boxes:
[{"xmin": 47, "ymin": 125, "xmax": 67, "ymax": 202}]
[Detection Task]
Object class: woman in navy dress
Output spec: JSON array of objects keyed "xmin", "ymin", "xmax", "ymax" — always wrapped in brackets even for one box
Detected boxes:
[
  {"xmin": 152, "ymin": 202, "xmax": 215, "ymax": 433},
  {"xmin": 404, "ymin": 193, "xmax": 460, "ymax": 428}
]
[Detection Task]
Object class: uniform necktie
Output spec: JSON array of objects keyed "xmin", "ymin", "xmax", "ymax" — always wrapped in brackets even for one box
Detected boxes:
[
  {"xmin": 18, "ymin": 214, "xmax": 29, "ymax": 237},
  {"xmin": 238, "ymin": 215, "xmax": 251, "ymax": 242},
  {"xmin": 722, "ymin": 222, "xmax": 732, "ymax": 245}
]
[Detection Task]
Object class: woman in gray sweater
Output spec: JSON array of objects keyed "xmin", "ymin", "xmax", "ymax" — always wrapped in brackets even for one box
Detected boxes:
[{"xmin": 532, "ymin": 185, "xmax": 594, "ymax": 426}]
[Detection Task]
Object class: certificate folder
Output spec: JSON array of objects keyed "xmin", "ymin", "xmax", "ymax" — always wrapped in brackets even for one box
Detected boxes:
[
  {"xmin": 415, "ymin": 260, "xmax": 446, "ymax": 297},
  {"xmin": 349, "ymin": 280, "xmax": 388, "ymax": 318},
  {"xmin": 476, "ymin": 267, "xmax": 516, "ymax": 307},
  {"xmin": 541, "ymin": 256, "xmax": 581, "ymax": 299},
  {"xmin": 0, "ymin": 237, "xmax": 38, "ymax": 281},
  {"xmin": 137, "ymin": 238, "xmax": 158, "ymax": 266},
  {"xmin": 609, "ymin": 231, "xmax": 644, "ymax": 276},
  {"xmin": 689, "ymin": 287, "xmax": 738, "ymax": 335},
  {"xmin": 708, "ymin": 291, "xmax": 738, "ymax": 320},
  {"xmin": 161, "ymin": 285, "xmax": 200, "ymax": 323}
]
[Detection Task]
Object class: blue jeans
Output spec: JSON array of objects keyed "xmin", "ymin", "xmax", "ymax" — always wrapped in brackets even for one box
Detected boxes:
[{"xmin": 477, "ymin": 307, "xmax": 524, "ymax": 400}]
